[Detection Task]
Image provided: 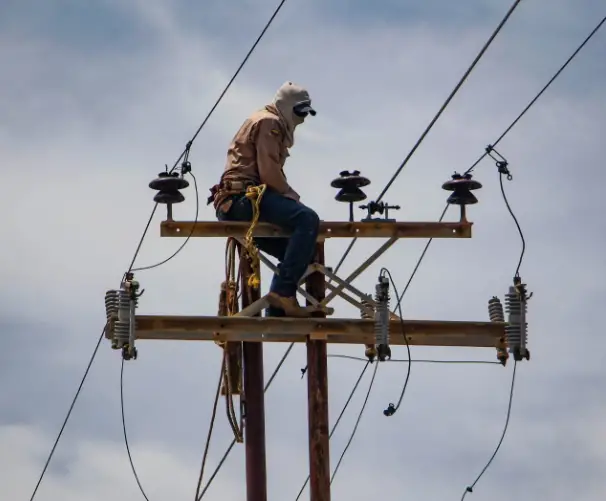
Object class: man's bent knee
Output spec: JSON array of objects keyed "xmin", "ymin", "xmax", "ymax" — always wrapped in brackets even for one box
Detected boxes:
[{"xmin": 296, "ymin": 206, "xmax": 320, "ymax": 232}]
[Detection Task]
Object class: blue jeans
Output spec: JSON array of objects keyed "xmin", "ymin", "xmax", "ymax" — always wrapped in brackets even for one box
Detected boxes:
[{"xmin": 216, "ymin": 188, "xmax": 320, "ymax": 303}]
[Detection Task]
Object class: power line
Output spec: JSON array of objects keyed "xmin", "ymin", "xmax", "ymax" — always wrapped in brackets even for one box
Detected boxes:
[
  {"xmin": 30, "ymin": 0, "xmax": 294, "ymax": 476},
  {"xmin": 379, "ymin": 267, "xmax": 411, "ymax": 417},
  {"xmin": 125, "ymin": 0, "xmax": 291, "ymax": 275},
  {"xmin": 120, "ymin": 360, "xmax": 151, "ymax": 501},
  {"xmin": 465, "ymin": 13, "xmax": 606, "ymax": 176},
  {"xmin": 329, "ymin": 362, "xmax": 379, "ymax": 484},
  {"xmin": 295, "ymin": 362, "xmax": 370, "ymax": 500},
  {"xmin": 392, "ymin": 12, "xmax": 606, "ymax": 312},
  {"xmin": 30, "ymin": 0, "xmax": 293, "ymax": 489},
  {"xmin": 131, "ymin": 172, "xmax": 200, "ymax": 273},
  {"xmin": 28, "ymin": 323, "xmax": 108, "ymax": 501},
  {"xmin": 485, "ymin": 147, "xmax": 527, "ymax": 278},
  {"xmin": 117, "ymin": 9, "xmax": 605, "ymax": 501},
  {"xmin": 196, "ymin": 343, "xmax": 295, "ymax": 501},
  {"xmin": 376, "ymin": 0, "xmax": 525, "ymax": 204},
  {"xmin": 327, "ymin": 354, "xmax": 502, "ymax": 365},
  {"xmin": 115, "ymin": 0, "xmax": 294, "ymax": 491},
  {"xmin": 332, "ymin": 0, "xmax": 526, "ymax": 276},
  {"xmin": 460, "ymin": 361, "xmax": 518, "ymax": 500},
  {"xmin": 193, "ymin": 358, "xmax": 225, "ymax": 501}
]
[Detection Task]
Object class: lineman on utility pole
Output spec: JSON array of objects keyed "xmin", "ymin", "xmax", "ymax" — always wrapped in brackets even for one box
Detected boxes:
[{"xmin": 207, "ymin": 81, "xmax": 319, "ymax": 318}]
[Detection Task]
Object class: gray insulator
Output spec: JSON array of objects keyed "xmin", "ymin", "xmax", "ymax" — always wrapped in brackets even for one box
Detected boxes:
[
  {"xmin": 488, "ymin": 296, "xmax": 505, "ymax": 323},
  {"xmin": 373, "ymin": 278, "xmax": 390, "ymax": 347},
  {"xmin": 505, "ymin": 286, "xmax": 528, "ymax": 356},
  {"xmin": 104, "ymin": 288, "xmax": 138, "ymax": 348}
]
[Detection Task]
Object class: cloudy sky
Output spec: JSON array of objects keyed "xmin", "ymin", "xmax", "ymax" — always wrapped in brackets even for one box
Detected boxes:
[{"xmin": 1, "ymin": 0, "xmax": 605, "ymax": 499}]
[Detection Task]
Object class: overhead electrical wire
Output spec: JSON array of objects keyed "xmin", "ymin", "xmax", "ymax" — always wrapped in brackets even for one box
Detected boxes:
[
  {"xmin": 28, "ymin": 323, "xmax": 108, "ymax": 501},
  {"xmin": 121, "ymin": 343, "xmax": 297, "ymax": 501},
  {"xmin": 456, "ymin": 136, "xmax": 528, "ymax": 500},
  {"xmin": 195, "ymin": 343, "xmax": 295, "ymax": 501},
  {"xmin": 391, "ymin": 11, "xmax": 606, "ymax": 313},
  {"xmin": 126, "ymin": 0, "xmax": 291, "ymax": 275},
  {"xmin": 379, "ymin": 267, "xmax": 411, "ymax": 416},
  {"xmin": 331, "ymin": 0, "xmax": 525, "ymax": 276},
  {"xmin": 294, "ymin": 362, "xmax": 371, "ymax": 501},
  {"xmin": 460, "ymin": 361, "xmax": 518, "ymax": 501},
  {"xmin": 465, "ymin": 13, "xmax": 606, "ymax": 177},
  {"xmin": 323, "ymin": 11, "xmax": 606, "ymax": 495},
  {"xmin": 329, "ymin": 363, "xmax": 379, "ymax": 485},
  {"xmin": 120, "ymin": 360, "xmax": 151, "ymax": 501},
  {"xmin": 376, "ymin": 0, "xmax": 525, "ymax": 204},
  {"xmin": 30, "ymin": 5, "xmax": 605, "ymax": 501},
  {"xmin": 328, "ymin": 354, "xmax": 502, "ymax": 366},
  {"xmin": 131, "ymin": 171, "xmax": 200, "ymax": 273},
  {"xmin": 126, "ymin": 9, "xmax": 605, "ymax": 501},
  {"xmin": 28, "ymin": 1, "xmax": 293, "ymax": 499},
  {"xmin": 193, "ymin": 358, "xmax": 226, "ymax": 501}
]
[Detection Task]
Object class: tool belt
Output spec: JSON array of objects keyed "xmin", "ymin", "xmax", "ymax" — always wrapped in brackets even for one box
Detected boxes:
[{"xmin": 207, "ymin": 178, "xmax": 258, "ymax": 210}]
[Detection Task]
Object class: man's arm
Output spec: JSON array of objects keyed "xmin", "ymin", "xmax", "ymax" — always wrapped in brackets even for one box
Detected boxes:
[{"xmin": 255, "ymin": 118, "xmax": 299, "ymax": 201}]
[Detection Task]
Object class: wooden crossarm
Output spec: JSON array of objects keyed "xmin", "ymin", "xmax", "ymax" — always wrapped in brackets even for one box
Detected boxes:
[{"xmin": 160, "ymin": 220, "xmax": 472, "ymax": 239}]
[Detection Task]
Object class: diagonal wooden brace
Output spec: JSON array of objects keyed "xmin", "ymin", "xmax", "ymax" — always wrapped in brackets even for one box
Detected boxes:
[
  {"xmin": 240, "ymin": 238, "xmax": 334, "ymax": 316},
  {"xmin": 321, "ymin": 237, "xmax": 398, "ymax": 306},
  {"xmin": 246, "ymin": 237, "xmax": 398, "ymax": 319}
]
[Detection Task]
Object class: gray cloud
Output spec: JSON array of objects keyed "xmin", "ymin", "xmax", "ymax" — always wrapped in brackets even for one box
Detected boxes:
[{"xmin": 1, "ymin": 0, "xmax": 605, "ymax": 499}]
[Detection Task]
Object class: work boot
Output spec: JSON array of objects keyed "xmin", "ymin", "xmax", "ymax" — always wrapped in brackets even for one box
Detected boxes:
[
  {"xmin": 265, "ymin": 305, "xmax": 285, "ymax": 318},
  {"xmin": 266, "ymin": 292, "xmax": 312, "ymax": 318}
]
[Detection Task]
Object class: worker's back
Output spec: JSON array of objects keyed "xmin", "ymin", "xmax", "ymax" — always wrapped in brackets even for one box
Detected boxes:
[{"xmin": 222, "ymin": 107, "xmax": 288, "ymax": 185}]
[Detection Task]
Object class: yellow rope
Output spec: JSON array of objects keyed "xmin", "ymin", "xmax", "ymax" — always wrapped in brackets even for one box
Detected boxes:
[{"xmin": 244, "ymin": 184, "xmax": 266, "ymax": 289}]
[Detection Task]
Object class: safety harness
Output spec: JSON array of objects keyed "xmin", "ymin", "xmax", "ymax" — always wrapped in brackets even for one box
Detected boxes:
[{"xmin": 207, "ymin": 178, "xmax": 267, "ymax": 289}]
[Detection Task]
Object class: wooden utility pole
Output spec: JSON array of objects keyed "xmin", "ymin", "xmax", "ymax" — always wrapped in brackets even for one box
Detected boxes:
[
  {"xmin": 105, "ymin": 215, "xmax": 525, "ymax": 501},
  {"xmin": 305, "ymin": 243, "xmax": 331, "ymax": 501},
  {"xmin": 240, "ymin": 249, "xmax": 268, "ymax": 501}
]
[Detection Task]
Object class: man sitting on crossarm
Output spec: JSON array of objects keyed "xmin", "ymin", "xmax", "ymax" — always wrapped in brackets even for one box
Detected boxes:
[{"xmin": 208, "ymin": 81, "xmax": 320, "ymax": 318}]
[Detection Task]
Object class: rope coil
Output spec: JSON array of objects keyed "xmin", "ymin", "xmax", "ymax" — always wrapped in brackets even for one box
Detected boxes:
[{"xmin": 244, "ymin": 184, "xmax": 267, "ymax": 288}]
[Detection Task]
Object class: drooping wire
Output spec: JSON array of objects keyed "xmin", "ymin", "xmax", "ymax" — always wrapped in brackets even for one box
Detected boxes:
[
  {"xmin": 131, "ymin": 170, "xmax": 200, "ymax": 272},
  {"xmin": 329, "ymin": 362, "xmax": 379, "ymax": 484},
  {"xmin": 120, "ymin": 359, "xmax": 151, "ymax": 501},
  {"xmin": 294, "ymin": 362, "xmax": 370, "ymax": 501},
  {"xmin": 327, "ymin": 354, "xmax": 501, "ymax": 365},
  {"xmin": 460, "ymin": 360, "xmax": 518, "ymax": 500},
  {"xmin": 392, "ymin": 12, "xmax": 606, "ymax": 310},
  {"xmin": 379, "ymin": 267, "xmax": 411, "ymax": 416},
  {"xmin": 196, "ymin": 342, "xmax": 295, "ymax": 501},
  {"xmin": 454, "ymin": 149, "xmax": 525, "ymax": 500},
  {"xmin": 499, "ymin": 174, "xmax": 525, "ymax": 277},
  {"xmin": 328, "ymin": 0, "xmax": 525, "ymax": 278},
  {"xmin": 28, "ymin": 322, "xmax": 108, "ymax": 501},
  {"xmin": 193, "ymin": 357, "xmax": 226, "ymax": 501},
  {"xmin": 118, "ymin": 345, "xmax": 226, "ymax": 501},
  {"xmin": 465, "ymin": 13, "xmax": 606, "ymax": 176},
  {"xmin": 124, "ymin": 0, "xmax": 291, "ymax": 275}
]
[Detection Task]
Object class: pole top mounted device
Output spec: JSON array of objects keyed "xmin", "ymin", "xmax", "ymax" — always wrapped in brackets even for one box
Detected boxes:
[
  {"xmin": 149, "ymin": 161, "xmax": 191, "ymax": 220},
  {"xmin": 442, "ymin": 171, "xmax": 482, "ymax": 221},
  {"xmin": 331, "ymin": 170, "xmax": 371, "ymax": 222}
]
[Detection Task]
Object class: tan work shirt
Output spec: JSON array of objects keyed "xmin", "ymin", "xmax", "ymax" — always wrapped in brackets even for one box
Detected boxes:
[{"xmin": 220, "ymin": 107, "xmax": 300, "ymax": 201}]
